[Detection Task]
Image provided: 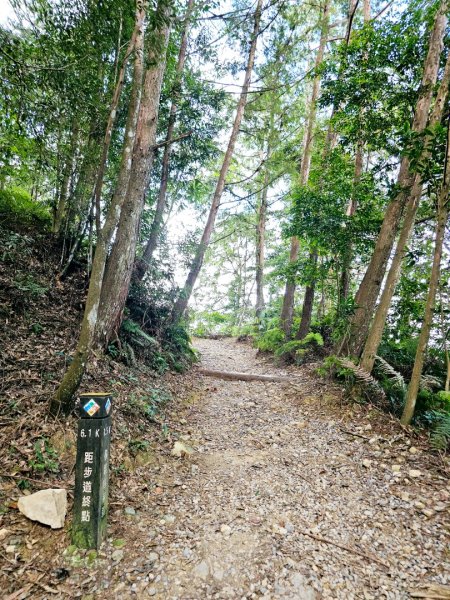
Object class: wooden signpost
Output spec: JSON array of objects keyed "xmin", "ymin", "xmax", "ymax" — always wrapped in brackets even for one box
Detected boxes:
[{"xmin": 72, "ymin": 392, "xmax": 112, "ymax": 549}]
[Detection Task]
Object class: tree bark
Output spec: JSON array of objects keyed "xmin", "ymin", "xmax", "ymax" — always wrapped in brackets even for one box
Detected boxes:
[
  {"xmin": 360, "ymin": 48, "xmax": 450, "ymax": 373},
  {"xmin": 401, "ymin": 119, "xmax": 450, "ymax": 425},
  {"xmin": 135, "ymin": 0, "xmax": 195, "ymax": 280},
  {"xmin": 53, "ymin": 123, "xmax": 78, "ymax": 237},
  {"xmin": 171, "ymin": 0, "xmax": 263, "ymax": 321},
  {"xmin": 255, "ymin": 172, "xmax": 268, "ymax": 322},
  {"xmin": 343, "ymin": 0, "xmax": 448, "ymax": 357},
  {"xmin": 95, "ymin": 0, "xmax": 171, "ymax": 348},
  {"xmin": 198, "ymin": 368, "xmax": 300, "ymax": 384},
  {"xmin": 339, "ymin": 0, "xmax": 371, "ymax": 303},
  {"xmin": 92, "ymin": 4, "xmax": 146, "ymax": 238},
  {"xmin": 279, "ymin": 0, "xmax": 330, "ymax": 337},
  {"xmin": 296, "ymin": 249, "xmax": 318, "ymax": 339},
  {"xmin": 50, "ymin": 5, "xmax": 146, "ymax": 417}
]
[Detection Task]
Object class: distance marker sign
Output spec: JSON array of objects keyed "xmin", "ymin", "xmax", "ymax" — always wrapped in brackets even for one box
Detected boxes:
[{"xmin": 72, "ymin": 393, "xmax": 112, "ymax": 549}]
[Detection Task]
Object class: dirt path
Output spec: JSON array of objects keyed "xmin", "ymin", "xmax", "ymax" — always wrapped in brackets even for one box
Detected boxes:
[{"xmin": 94, "ymin": 337, "xmax": 448, "ymax": 600}]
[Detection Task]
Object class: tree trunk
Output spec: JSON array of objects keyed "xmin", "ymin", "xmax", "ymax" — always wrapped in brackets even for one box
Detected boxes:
[
  {"xmin": 296, "ymin": 250, "xmax": 318, "ymax": 339},
  {"xmin": 53, "ymin": 123, "xmax": 78, "ymax": 237},
  {"xmin": 401, "ymin": 120, "xmax": 450, "ymax": 425},
  {"xmin": 339, "ymin": 0, "xmax": 370, "ymax": 302},
  {"xmin": 92, "ymin": 4, "xmax": 146, "ymax": 238},
  {"xmin": 95, "ymin": 0, "xmax": 171, "ymax": 347},
  {"xmin": 50, "ymin": 6, "xmax": 146, "ymax": 417},
  {"xmin": 360, "ymin": 49, "xmax": 450, "ymax": 373},
  {"xmin": 135, "ymin": 0, "xmax": 195, "ymax": 280},
  {"xmin": 279, "ymin": 0, "xmax": 330, "ymax": 337},
  {"xmin": 343, "ymin": 0, "xmax": 448, "ymax": 357},
  {"xmin": 255, "ymin": 168, "xmax": 268, "ymax": 322},
  {"xmin": 171, "ymin": 0, "xmax": 263, "ymax": 321}
]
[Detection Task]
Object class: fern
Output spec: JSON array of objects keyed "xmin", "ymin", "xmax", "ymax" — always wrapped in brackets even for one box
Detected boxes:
[
  {"xmin": 430, "ymin": 411, "xmax": 450, "ymax": 450},
  {"xmin": 420, "ymin": 374, "xmax": 442, "ymax": 392},
  {"xmin": 331, "ymin": 356, "xmax": 387, "ymax": 404},
  {"xmin": 374, "ymin": 355, "xmax": 406, "ymax": 392}
]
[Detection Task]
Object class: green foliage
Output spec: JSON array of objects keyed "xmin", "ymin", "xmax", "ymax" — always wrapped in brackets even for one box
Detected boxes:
[
  {"xmin": 191, "ymin": 311, "xmax": 229, "ymax": 336},
  {"xmin": 0, "ymin": 188, "xmax": 51, "ymax": 228},
  {"xmin": 128, "ymin": 439, "xmax": 150, "ymax": 456},
  {"xmin": 300, "ymin": 332, "xmax": 324, "ymax": 347},
  {"xmin": 275, "ymin": 339, "xmax": 304, "ymax": 357},
  {"xmin": 437, "ymin": 391, "xmax": 450, "ymax": 403},
  {"xmin": 124, "ymin": 388, "xmax": 172, "ymax": 423},
  {"xmin": 13, "ymin": 274, "xmax": 48, "ymax": 298},
  {"xmin": 429, "ymin": 412, "xmax": 450, "ymax": 451},
  {"xmin": 322, "ymin": 355, "xmax": 388, "ymax": 407},
  {"xmin": 29, "ymin": 438, "xmax": 59, "ymax": 474},
  {"xmin": 275, "ymin": 332, "xmax": 324, "ymax": 364},
  {"xmin": 30, "ymin": 322, "xmax": 44, "ymax": 335},
  {"xmin": 255, "ymin": 327, "xmax": 285, "ymax": 352}
]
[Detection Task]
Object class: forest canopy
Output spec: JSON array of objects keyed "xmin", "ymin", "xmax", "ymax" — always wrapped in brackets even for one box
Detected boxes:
[{"xmin": 0, "ymin": 0, "xmax": 449, "ymax": 438}]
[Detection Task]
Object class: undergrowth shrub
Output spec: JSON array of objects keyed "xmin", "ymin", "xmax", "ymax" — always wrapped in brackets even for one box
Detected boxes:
[
  {"xmin": 429, "ymin": 412, "xmax": 450, "ymax": 450},
  {"xmin": 108, "ymin": 272, "xmax": 197, "ymax": 373},
  {"xmin": 123, "ymin": 387, "xmax": 172, "ymax": 423},
  {"xmin": 0, "ymin": 188, "xmax": 51, "ymax": 229},
  {"xmin": 255, "ymin": 327, "xmax": 285, "ymax": 352},
  {"xmin": 275, "ymin": 332, "xmax": 324, "ymax": 364}
]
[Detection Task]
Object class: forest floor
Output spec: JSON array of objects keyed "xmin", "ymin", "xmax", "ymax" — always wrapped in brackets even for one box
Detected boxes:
[
  {"xmin": 0, "ymin": 221, "xmax": 449, "ymax": 600},
  {"xmin": 4, "ymin": 332, "xmax": 450, "ymax": 599}
]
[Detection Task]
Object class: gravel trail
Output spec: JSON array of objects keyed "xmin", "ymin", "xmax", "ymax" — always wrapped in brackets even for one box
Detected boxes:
[{"xmin": 101, "ymin": 338, "xmax": 450, "ymax": 599}]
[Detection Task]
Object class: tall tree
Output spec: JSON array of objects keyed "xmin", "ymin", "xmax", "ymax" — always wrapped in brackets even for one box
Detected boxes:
[
  {"xmin": 255, "ymin": 161, "xmax": 269, "ymax": 322},
  {"xmin": 95, "ymin": 0, "xmax": 172, "ymax": 348},
  {"xmin": 339, "ymin": 0, "xmax": 370, "ymax": 303},
  {"xmin": 172, "ymin": 0, "xmax": 263, "ymax": 321},
  {"xmin": 91, "ymin": 6, "xmax": 146, "ymax": 237},
  {"xmin": 50, "ymin": 0, "xmax": 147, "ymax": 416},
  {"xmin": 360, "ymin": 48, "xmax": 450, "ymax": 373},
  {"xmin": 342, "ymin": 0, "xmax": 448, "ymax": 357},
  {"xmin": 401, "ymin": 118, "xmax": 450, "ymax": 424},
  {"xmin": 279, "ymin": 0, "xmax": 330, "ymax": 336},
  {"xmin": 135, "ymin": 0, "xmax": 195, "ymax": 280}
]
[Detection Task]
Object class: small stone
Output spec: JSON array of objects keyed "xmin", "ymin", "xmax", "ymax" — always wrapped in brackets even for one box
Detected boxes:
[
  {"xmin": 220, "ymin": 524, "xmax": 232, "ymax": 535},
  {"xmin": 272, "ymin": 523, "xmax": 287, "ymax": 535},
  {"xmin": 193, "ymin": 560, "xmax": 209, "ymax": 579},
  {"xmin": 148, "ymin": 587, "xmax": 157, "ymax": 596},
  {"xmin": 148, "ymin": 552, "xmax": 159, "ymax": 563},
  {"xmin": 0, "ymin": 528, "xmax": 11, "ymax": 541},
  {"xmin": 171, "ymin": 441, "xmax": 193, "ymax": 458},
  {"xmin": 164, "ymin": 514, "xmax": 176, "ymax": 524},
  {"xmin": 290, "ymin": 573, "xmax": 316, "ymax": 599},
  {"xmin": 182, "ymin": 547, "xmax": 192, "ymax": 559},
  {"xmin": 362, "ymin": 459, "xmax": 372, "ymax": 468},
  {"xmin": 364, "ymin": 424, "xmax": 372, "ymax": 431},
  {"xmin": 112, "ymin": 549, "xmax": 124, "ymax": 561},
  {"xmin": 414, "ymin": 501, "xmax": 425, "ymax": 509},
  {"xmin": 391, "ymin": 465, "xmax": 401, "ymax": 473},
  {"xmin": 434, "ymin": 503, "xmax": 447, "ymax": 512},
  {"xmin": 400, "ymin": 492, "xmax": 410, "ymax": 501},
  {"xmin": 5, "ymin": 545, "xmax": 15, "ymax": 553},
  {"xmin": 422, "ymin": 508, "xmax": 435, "ymax": 518},
  {"xmin": 409, "ymin": 447, "xmax": 419, "ymax": 454},
  {"xmin": 124, "ymin": 506, "xmax": 136, "ymax": 516},
  {"xmin": 409, "ymin": 469, "xmax": 422, "ymax": 478},
  {"xmin": 18, "ymin": 488, "xmax": 67, "ymax": 529}
]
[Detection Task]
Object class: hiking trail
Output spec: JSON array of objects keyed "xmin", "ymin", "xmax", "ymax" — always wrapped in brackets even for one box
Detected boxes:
[{"xmin": 98, "ymin": 337, "xmax": 449, "ymax": 599}]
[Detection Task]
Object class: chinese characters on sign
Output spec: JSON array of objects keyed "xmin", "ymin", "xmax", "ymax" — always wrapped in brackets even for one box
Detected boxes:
[{"xmin": 72, "ymin": 393, "xmax": 112, "ymax": 549}]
